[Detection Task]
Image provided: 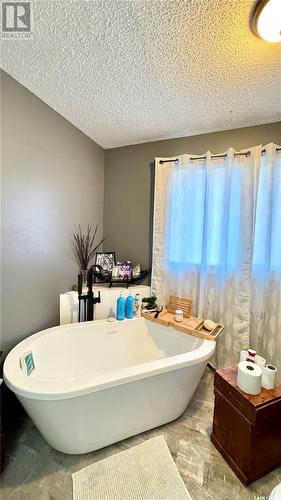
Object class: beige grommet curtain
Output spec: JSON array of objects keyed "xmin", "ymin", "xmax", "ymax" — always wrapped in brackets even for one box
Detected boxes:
[{"xmin": 152, "ymin": 144, "xmax": 281, "ymax": 378}]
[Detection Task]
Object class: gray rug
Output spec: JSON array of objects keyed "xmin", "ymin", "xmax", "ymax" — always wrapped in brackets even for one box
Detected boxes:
[{"xmin": 72, "ymin": 436, "xmax": 192, "ymax": 500}]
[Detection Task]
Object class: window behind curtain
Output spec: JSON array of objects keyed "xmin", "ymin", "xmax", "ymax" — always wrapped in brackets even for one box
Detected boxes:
[
  {"xmin": 253, "ymin": 154, "xmax": 281, "ymax": 273},
  {"xmin": 166, "ymin": 160, "xmax": 243, "ymax": 271},
  {"xmin": 166, "ymin": 156, "xmax": 281, "ymax": 273}
]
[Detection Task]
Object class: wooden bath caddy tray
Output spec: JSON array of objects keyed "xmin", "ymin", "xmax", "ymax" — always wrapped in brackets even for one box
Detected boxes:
[{"xmin": 142, "ymin": 295, "xmax": 224, "ymax": 341}]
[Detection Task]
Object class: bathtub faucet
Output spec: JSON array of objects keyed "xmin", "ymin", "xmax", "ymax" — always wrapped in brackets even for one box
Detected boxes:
[{"xmin": 78, "ymin": 265, "xmax": 105, "ymax": 322}]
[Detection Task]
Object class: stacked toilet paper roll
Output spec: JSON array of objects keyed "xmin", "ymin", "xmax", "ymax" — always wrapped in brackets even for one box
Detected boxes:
[
  {"xmin": 237, "ymin": 361, "xmax": 262, "ymax": 395},
  {"xmin": 262, "ymin": 364, "xmax": 277, "ymax": 390},
  {"xmin": 255, "ymin": 355, "xmax": 266, "ymax": 367},
  {"xmin": 239, "ymin": 350, "xmax": 248, "ymax": 362}
]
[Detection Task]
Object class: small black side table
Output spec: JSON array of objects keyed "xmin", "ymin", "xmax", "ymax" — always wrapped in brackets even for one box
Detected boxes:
[
  {"xmin": 0, "ymin": 351, "xmax": 24, "ymax": 473},
  {"xmin": 0, "ymin": 351, "xmax": 5, "ymax": 472}
]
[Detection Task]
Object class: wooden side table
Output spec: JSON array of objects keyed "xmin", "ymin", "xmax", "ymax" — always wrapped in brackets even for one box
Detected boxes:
[{"xmin": 211, "ymin": 365, "xmax": 281, "ymax": 485}]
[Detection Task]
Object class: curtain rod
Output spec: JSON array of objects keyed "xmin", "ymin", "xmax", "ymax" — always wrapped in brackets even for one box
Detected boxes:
[{"xmin": 159, "ymin": 147, "xmax": 281, "ymax": 164}]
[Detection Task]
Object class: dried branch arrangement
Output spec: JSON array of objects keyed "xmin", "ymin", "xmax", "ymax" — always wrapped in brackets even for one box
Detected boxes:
[{"xmin": 72, "ymin": 225, "xmax": 108, "ymax": 270}]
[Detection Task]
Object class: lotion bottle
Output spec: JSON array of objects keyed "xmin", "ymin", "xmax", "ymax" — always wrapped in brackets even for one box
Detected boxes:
[
  {"xmin": 116, "ymin": 292, "xmax": 126, "ymax": 321},
  {"xmin": 134, "ymin": 293, "xmax": 142, "ymax": 317},
  {"xmin": 246, "ymin": 349, "xmax": 256, "ymax": 363}
]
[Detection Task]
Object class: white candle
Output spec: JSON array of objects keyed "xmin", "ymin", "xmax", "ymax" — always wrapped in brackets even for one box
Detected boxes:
[{"xmin": 175, "ymin": 309, "xmax": 183, "ymax": 322}]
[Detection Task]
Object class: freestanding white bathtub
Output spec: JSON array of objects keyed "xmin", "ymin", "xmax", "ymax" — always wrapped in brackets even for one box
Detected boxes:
[{"xmin": 4, "ymin": 317, "xmax": 215, "ymax": 454}]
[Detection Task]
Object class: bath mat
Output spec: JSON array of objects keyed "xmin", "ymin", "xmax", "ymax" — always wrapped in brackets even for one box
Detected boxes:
[{"xmin": 72, "ymin": 435, "xmax": 192, "ymax": 500}]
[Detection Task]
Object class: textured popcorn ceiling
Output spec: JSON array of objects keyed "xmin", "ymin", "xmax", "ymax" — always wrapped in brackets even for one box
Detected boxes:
[{"xmin": 1, "ymin": 0, "xmax": 281, "ymax": 148}]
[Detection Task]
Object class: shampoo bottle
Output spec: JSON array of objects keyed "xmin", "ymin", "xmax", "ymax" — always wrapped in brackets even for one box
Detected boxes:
[
  {"xmin": 116, "ymin": 293, "xmax": 126, "ymax": 321},
  {"xmin": 125, "ymin": 293, "xmax": 134, "ymax": 319}
]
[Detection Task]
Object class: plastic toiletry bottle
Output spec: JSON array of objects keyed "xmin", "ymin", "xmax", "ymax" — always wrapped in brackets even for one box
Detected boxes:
[
  {"xmin": 246, "ymin": 349, "xmax": 256, "ymax": 363},
  {"xmin": 116, "ymin": 292, "xmax": 126, "ymax": 321},
  {"xmin": 134, "ymin": 293, "xmax": 142, "ymax": 317},
  {"xmin": 125, "ymin": 293, "xmax": 135, "ymax": 319}
]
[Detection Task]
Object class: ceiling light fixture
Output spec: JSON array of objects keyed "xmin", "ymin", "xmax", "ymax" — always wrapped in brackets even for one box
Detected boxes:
[{"xmin": 250, "ymin": 0, "xmax": 281, "ymax": 43}]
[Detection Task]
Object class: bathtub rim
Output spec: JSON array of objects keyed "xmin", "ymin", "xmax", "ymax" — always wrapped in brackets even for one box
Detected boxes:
[{"xmin": 3, "ymin": 317, "xmax": 216, "ymax": 401}]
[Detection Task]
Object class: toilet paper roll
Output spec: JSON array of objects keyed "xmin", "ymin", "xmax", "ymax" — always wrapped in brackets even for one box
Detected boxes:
[
  {"xmin": 262, "ymin": 364, "xmax": 277, "ymax": 390},
  {"xmin": 237, "ymin": 361, "xmax": 262, "ymax": 395},
  {"xmin": 255, "ymin": 354, "xmax": 266, "ymax": 368},
  {"xmin": 240, "ymin": 350, "xmax": 248, "ymax": 362},
  {"xmin": 268, "ymin": 482, "xmax": 281, "ymax": 500}
]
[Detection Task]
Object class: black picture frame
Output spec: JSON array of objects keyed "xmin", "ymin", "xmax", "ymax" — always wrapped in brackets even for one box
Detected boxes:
[{"xmin": 95, "ymin": 252, "xmax": 116, "ymax": 273}]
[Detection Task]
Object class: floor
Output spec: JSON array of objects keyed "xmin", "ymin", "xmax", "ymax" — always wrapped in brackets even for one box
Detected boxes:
[{"xmin": 1, "ymin": 368, "xmax": 280, "ymax": 500}]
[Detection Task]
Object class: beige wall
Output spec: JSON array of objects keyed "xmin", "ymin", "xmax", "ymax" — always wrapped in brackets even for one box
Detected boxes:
[
  {"xmin": 104, "ymin": 122, "xmax": 281, "ymax": 269},
  {"xmin": 1, "ymin": 71, "xmax": 104, "ymax": 351}
]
